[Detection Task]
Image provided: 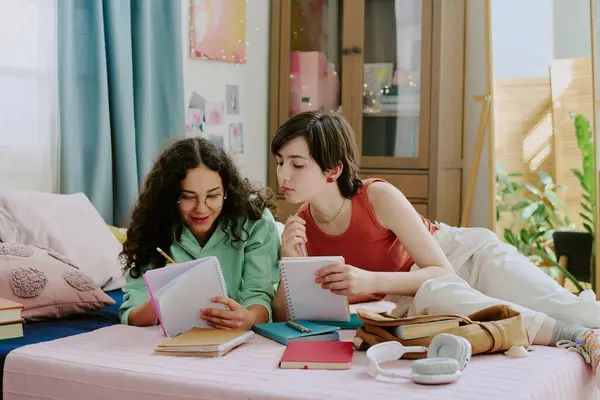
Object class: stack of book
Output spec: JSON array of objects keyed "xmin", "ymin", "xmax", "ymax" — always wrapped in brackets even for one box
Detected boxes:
[
  {"xmin": 392, "ymin": 318, "xmax": 461, "ymax": 340},
  {"xmin": 0, "ymin": 298, "xmax": 24, "ymax": 340},
  {"xmin": 155, "ymin": 327, "xmax": 255, "ymax": 357}
]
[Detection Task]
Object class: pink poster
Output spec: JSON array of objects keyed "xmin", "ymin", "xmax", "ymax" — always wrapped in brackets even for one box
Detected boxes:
[
  {"xmin": 228, "ymin": 123, "xmax": 243, "ymax": 154},
  {"xmin": 189, "ymin": 0, "xmax": 247, "ymax": 64}
]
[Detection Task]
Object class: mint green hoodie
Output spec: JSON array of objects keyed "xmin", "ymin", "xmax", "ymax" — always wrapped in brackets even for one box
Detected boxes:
[{"xmin": 119, "ymin": 209, "xmax": 280, "ymax": 325}]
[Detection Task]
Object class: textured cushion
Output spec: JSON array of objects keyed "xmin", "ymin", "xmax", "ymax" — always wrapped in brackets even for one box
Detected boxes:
[
  {"xmin": 0, "ymin": 243, "xmax": 115, "ymax": 321},
  {"xmin": 0, "ymin": 189, "xmax": 125, "ymax": 290}
]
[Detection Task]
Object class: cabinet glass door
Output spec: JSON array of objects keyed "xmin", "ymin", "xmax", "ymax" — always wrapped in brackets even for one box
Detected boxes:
[
  {"xmin": 359, "ymin": 0, "xmax": 430, "ymax": 169},
  {"xmin": 273, "ymin": 0, "xmax": 346, "ymax": 201},
  {"xmin": 284, "ymin": 0, "xmax": 344, "ymax": 120}
]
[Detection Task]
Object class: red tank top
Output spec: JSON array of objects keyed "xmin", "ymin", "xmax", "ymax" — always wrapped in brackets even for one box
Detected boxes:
[{"xmin": 297, "ymin": 179, "xmax": 438, "ymax": 275}]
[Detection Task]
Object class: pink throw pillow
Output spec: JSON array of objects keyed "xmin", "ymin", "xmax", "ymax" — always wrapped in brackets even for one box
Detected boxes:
[{"xmin": 0, "ymin": 243, "xmax": 115, "ymax": 321}]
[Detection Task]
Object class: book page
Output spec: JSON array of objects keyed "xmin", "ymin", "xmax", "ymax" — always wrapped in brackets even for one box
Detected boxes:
[
  {"xmin": 157, "ymin": 257, "xmax": 229, "ymax": 337},
  {"xmin": 143, "ymin": 259, "xmax": 200, "ymax": 295},
  {"xmin": 280, "ymin": 256, "xmax": 350, "ymax": 321}
]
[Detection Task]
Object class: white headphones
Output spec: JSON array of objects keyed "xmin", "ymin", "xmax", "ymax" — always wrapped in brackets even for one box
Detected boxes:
[{"xmin": 365, "ymin": 333, "xmax": 472, "ymax": 385}]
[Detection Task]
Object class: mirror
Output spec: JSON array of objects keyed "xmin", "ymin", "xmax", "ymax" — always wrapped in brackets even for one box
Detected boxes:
[{"xmin": 490, "ymin": 0, "xmax": 596, "ymax": 294}]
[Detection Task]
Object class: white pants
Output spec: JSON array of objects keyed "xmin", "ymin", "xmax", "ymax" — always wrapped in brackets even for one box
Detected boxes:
[{"xmin": 388, "ymin": 223, "xmax": 600, "ymax": 341}]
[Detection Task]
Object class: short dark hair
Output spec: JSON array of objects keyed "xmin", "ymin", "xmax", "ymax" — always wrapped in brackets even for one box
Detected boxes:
[{"xmin": 271, "ymin": 111, "xmax": 362, "ymax": 198}]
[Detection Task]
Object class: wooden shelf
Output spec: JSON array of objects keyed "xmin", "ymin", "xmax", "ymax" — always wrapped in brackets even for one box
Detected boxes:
[{"xmin": 363, "ymin": 111, "xmax": 398, "ymax": 117}]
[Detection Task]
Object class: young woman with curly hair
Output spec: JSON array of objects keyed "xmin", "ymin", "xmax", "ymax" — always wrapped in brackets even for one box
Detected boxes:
[{"xmin": 120, "ymin": 137, "xmax": 280, "ymax": 330}]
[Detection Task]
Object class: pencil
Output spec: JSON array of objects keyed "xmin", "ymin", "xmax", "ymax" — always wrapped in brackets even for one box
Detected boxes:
[
  {"xmin": 299, "ymin": 242, "xmax": 308, "ymax": 257},
  {"xmin": 289, "ymin": 214, "xmax": 308, "ymax": 257},
  {"xmin": 156, "ymin": 247, "xmax": 176, "ymax": 264},
  {"xmin": 286, "ymin": 320, "xmax": 312, "ymax": 333}
]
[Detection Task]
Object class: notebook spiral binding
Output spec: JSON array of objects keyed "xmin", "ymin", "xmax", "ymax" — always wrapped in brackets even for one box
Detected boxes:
[
  {"xmin": 279, "ymin": 265, "xmax": 296, "ymax": 320},
  {"xmin": 210, "ymin": 257, "xmax": 229, "ymax": 298}
]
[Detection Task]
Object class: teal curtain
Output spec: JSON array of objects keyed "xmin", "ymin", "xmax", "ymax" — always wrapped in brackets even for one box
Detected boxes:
[{"xmin": 58, "ymin": 0, "xmax": 185, "ymax": 226}]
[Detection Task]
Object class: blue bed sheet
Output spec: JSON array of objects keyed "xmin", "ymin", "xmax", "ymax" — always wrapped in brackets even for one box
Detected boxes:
[{"xmin": 0, "ymin": 290, "xmax": 123, "ymax": 394}]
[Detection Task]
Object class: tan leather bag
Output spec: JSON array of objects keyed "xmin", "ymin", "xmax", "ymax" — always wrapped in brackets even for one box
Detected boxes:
[{"xmin": 354, "ymin": 304, "xmax": 529, "ymax": 358}]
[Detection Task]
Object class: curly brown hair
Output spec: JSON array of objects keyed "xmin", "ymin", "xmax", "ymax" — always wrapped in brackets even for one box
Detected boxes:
[{"xmin": 121, "ymin": 137, "xmax": 278, "ymax": 278}]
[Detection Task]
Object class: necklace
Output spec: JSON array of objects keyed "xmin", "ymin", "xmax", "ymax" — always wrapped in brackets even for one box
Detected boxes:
[{"xmin": 310, "ymin": 198, "xmax": 347, "ymax": 224}]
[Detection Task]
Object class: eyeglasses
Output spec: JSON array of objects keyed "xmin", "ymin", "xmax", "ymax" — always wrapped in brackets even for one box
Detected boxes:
[{"xmin": 178, "ymin": 193, "xmax": 227, "ymax": 211}]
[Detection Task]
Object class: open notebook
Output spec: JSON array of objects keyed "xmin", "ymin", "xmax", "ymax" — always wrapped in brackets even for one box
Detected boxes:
[
  {"xmin": 143, "ymin": 256, "xmax": 229, "ymax": 337},
  {"xmin": 279, "ymin": 256, "xmax": 350, "ymax": 322}
]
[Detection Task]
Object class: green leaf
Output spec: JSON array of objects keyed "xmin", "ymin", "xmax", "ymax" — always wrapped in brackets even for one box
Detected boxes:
[
  {"xmin": 523, "ymin": 183, "xmax": 541, "ymax": 196},
  {"xmin": 544, "ymin": 191, "xmax": 558, "ymax": 205},
  {"xmin": 582, "ymin": 203, "xmax": 592, "ymax": 214},
  {"xmin": 513, "ymin": 199, "xmax": 531, "ymax": 210},
  {"xmin": 572, "ymin": 168, "xmax": 587, "ymax": 191},
  {"xmin": 544, "ymin": 246, "xmax": 557, "ymax": 262},
  {"xmin": 519, "ymin": 229, "xmax": 530, "ymax": 244},
  {"xmin": 539, "ymin": 171, "xmax": 552, "ymax": 186},
  {"xmin": 533, "ymin": 248, "xmax": 585, "ymax": 294},
  {"xmin": 579, "ymin": 212, "xmax": 594, "ymax": 224},
  {"xmin": 504, "ymin": 229, "xmax": 518, "ymax": 247},
  {"xmin": 522, "ymin": 203, "xmax": 539, "ymax": 219}
]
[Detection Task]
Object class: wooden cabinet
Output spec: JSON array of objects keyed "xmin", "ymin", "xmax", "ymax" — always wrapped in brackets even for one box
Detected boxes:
[{"xmin": 268, "ymin": 0, "xmax": 465, "ymax": 225}]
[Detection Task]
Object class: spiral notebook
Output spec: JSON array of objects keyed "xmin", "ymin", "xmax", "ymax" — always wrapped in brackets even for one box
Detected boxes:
[
  {"xmin": 143, "ymin": 256, "xmax": 229, "ymax": 337},
  {"xmin": 279, "ymin": 256, "xmax": 350, "ymax": 322}
]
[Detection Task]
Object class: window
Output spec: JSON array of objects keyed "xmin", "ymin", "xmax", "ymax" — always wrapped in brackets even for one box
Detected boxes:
[{"xmin": 0, "ymin": 0, "xmax": 58, "ymax": 192}]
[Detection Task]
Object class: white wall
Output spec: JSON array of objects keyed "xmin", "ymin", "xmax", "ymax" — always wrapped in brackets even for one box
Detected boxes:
[
  {"xmin": 491, "ymin": 0, "xmax": 554, "ymax": 79},
  {"xmin": 181, "ymin": 0, "xmax": 270, "ymax": 185}
]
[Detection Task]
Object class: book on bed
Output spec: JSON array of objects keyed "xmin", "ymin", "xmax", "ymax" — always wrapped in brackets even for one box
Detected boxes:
[
  {"xmin": 155, "ymin": 327, "xmax": 254, "ymax": 357},
  {"xmin": 279, "ymin": 256, "xmax": 350, "ymax": 322},
  {"xmin": 279, "ymin": 341, "xmax": 354, "ymax": 370},
  {"xmin": 311, "ymin": 314, "xmax": 363, "ymax": 330},
  {"xmin": 0, "ymin": 298, "xmax": 24, "ymax": 340},
  {"xmin": 143, "ymin": 257, "xmax": 229, "ymax": 337},
  {"xmin": 253, "ymin": 321, "xmax": 340, "ymax": 345},
  {"xmin": 391, "ymin": 318, "xmax": 461, "ymax": 339}
]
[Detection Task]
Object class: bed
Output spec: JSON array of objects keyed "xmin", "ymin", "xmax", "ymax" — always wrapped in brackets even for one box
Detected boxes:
[
  {"xmin": 0, "ymin": 290, "xmax": 123, "ymax": 395},
  {"xmin": 3, "ymin": 301, "xmax": 597, "ymax": 400}
]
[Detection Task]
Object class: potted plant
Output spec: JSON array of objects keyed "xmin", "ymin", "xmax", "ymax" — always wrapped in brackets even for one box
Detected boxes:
[
  {"xmin": 495, "ymin": 164, "xmax": 585, "ymax": 291},
  {"xmin": 525, "ymin": 113, "xmax": 595, "ymax": 293},
  {"xmin": 496, "ymin": 165, "xmax": 571, "ymax": 264}
]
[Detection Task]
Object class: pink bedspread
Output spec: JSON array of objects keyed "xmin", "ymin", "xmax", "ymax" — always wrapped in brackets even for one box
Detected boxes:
[{"xmin": 3, "ymin": 321, "xmax": 597, "ymax": 400}]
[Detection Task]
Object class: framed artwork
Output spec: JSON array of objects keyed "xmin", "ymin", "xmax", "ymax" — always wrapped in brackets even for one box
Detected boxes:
[
  {"xmin": 226, "ymin": 85, "xmax": 240, "ymax": 115},
  {"xmin": 228, "ymin": 122, "xmax": 243, "ymax": 154},
  {"xmin": 204, "ymin": 102, "xmax": 224, "ymax": 126},
  {"xmin": 185, "ymin": 108, "xmax": 205, "ymax": 133},
  {"xmin": 189, "ymin": 0, "xmax": 247, "ymax": 64}
]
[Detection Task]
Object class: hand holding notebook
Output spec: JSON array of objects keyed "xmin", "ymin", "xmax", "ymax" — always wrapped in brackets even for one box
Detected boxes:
[
  {"xmin": 143, "ymin": 256, "xmax": 229, "ymax": 337},
  {"xmin": 279, "ymin": 256, "xmax": 350, "ymax": 322}
]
